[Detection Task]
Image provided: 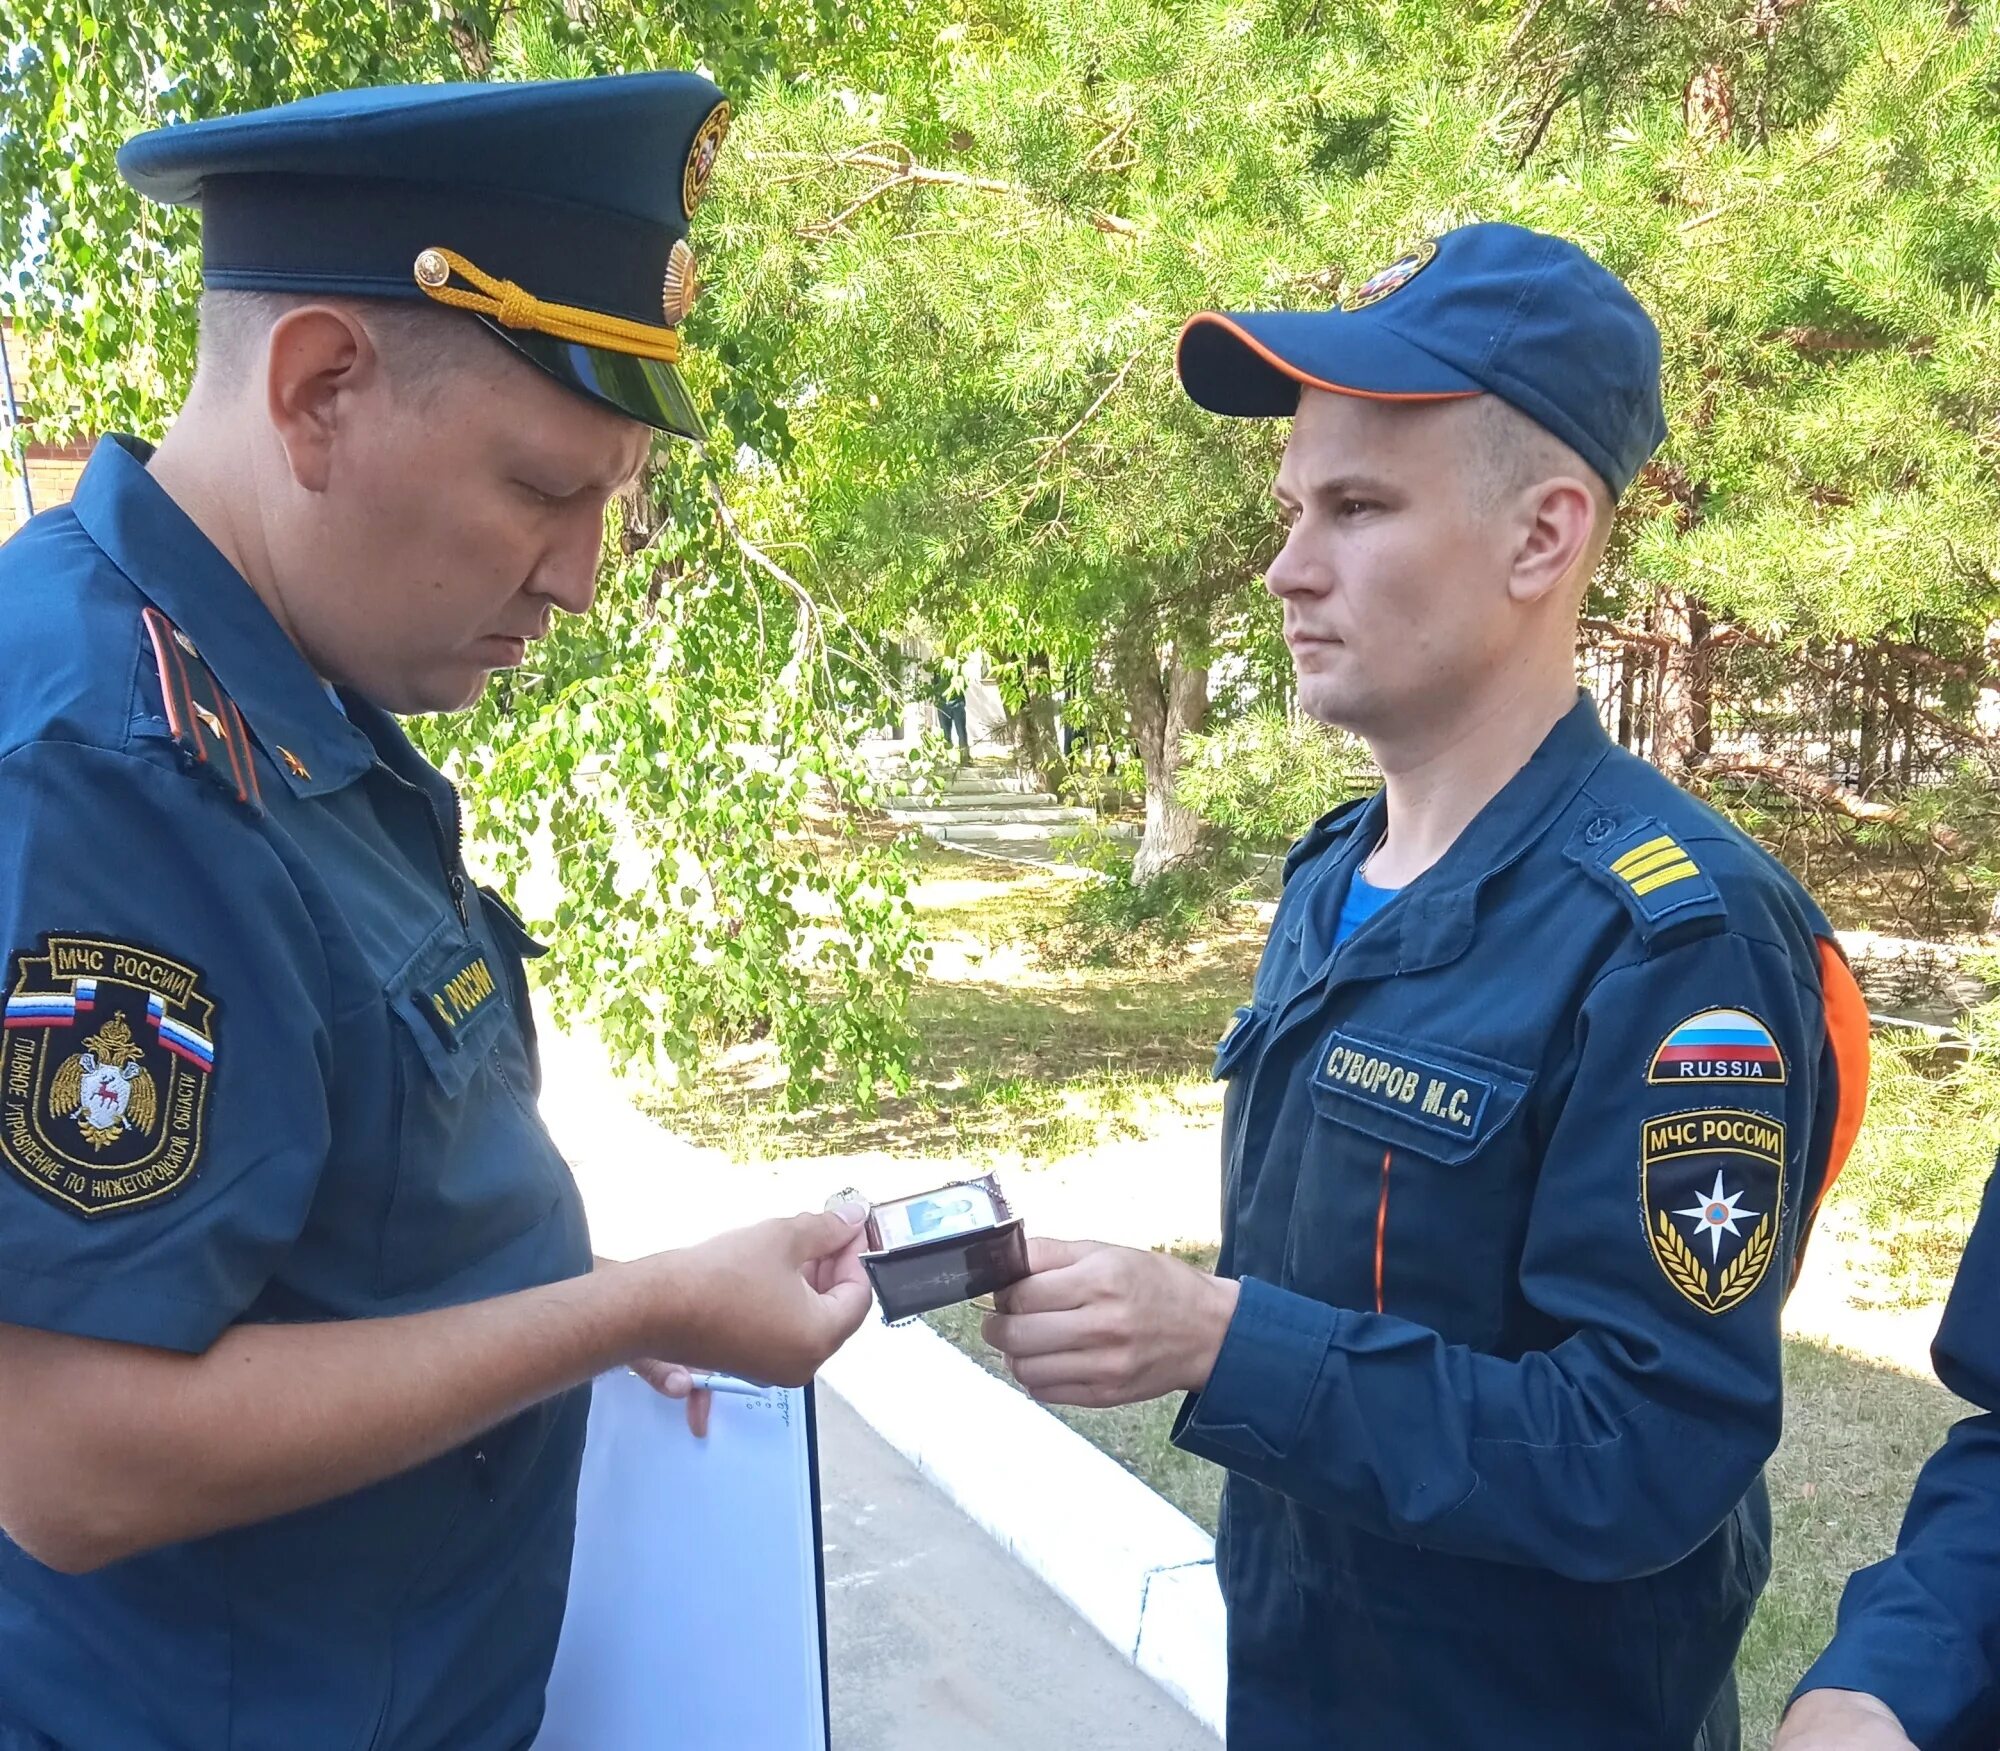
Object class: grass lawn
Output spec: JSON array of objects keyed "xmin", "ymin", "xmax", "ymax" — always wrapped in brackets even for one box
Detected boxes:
[
  {"xmin": 649, "ymin": 845, "xmax": 1262, "ymax": 1167},
  {"xmin": 668, "ymin": 841, "xmax": 1987, "ymax": 1748}
]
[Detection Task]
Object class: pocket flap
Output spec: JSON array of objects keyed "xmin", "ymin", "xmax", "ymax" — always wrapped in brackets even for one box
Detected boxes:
[
  {"xmin": 477, "ymin": 884, "xmax": 549, "ymax": 960},
  {"xmin": 1308, "ymin": 1028, "xmax": 1532, "ymax": 1162},
  {"xmin": 1213, "ymin": 1005, "xmax": 1266, "ymax": 1080},
  {"xmin": 389, "ymin": 915, "xmax": 512, "ymax": 1095}
]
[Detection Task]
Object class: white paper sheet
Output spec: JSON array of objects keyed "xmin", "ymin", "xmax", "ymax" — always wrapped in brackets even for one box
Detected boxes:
[{"xmin": 535, "ymin": 1369, "xmax": 829, "ymax": 1750}]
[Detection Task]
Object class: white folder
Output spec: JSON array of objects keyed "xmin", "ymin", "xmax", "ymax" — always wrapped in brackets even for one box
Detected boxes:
[{"xmin": 535, "ymin": 1368, "xmax": 830, "ymax": 1749}]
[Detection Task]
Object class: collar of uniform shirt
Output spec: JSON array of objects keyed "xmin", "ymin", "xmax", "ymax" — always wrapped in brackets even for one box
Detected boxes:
[
  {"xmin": 67, "ymin": 435, "xmax": 378, "ymax": 798},
  {"xmin": 1291, "ymin": 695, "xmax": 1617, "ymax": 986},
  {"xmin": 1384, "ymin": 692, "xmax": 1616, "ymax": 900}
]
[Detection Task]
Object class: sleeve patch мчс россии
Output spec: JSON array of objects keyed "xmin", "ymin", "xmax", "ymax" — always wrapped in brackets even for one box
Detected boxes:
[
  {"xmin": 1641, "ymin": 1105, "xmax": 1784, "ymax": 1315},
  {"xmin": 1, "ymin": 934, "xmax": 216, "ymax": 1218}
]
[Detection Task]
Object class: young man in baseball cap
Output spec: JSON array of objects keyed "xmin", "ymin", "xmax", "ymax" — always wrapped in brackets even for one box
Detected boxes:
[{"xmin": 986, "ymin": 223, "xmax": 1871, "ymax": 1748}]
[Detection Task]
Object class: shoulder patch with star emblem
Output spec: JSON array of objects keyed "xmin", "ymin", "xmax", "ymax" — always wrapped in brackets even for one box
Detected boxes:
[
  {"xmin": 1641, "ymin": 1106, "xmax": 1784, "ymax": 1313},
  {"xmin": 2, "ymin": 934, "xmax": 217, "ymax": 1218}
]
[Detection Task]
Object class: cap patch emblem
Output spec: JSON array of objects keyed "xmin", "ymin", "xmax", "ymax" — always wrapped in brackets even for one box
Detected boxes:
[
  {"xmin": 1341, "ymin": 239, "xmax": 1437, "ymax": 312},
  {"xmin": 662, "ymin": 239, "xmax": 699, "ymax": 325},
  {"xmin": 683, "ymin": 101, "xmax": 732, "ymax": 218}
]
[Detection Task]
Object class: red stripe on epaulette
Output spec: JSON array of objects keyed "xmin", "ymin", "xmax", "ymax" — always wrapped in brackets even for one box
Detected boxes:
[
  {"xmin": 225, "ymin": 697, "xmax": 263, "ymax": 809},
  {"xmin": 141, "ymin": 607, "xmax": 205, "ymax": 764},
  {"xmin": 139, "ymin": 607, "xmax": 262, "ymax": 813}
]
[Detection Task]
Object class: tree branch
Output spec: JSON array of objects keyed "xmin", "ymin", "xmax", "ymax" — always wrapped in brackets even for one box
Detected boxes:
[
  {"xmin": 1696, "ymin": 755, "xmax": 1966, "ymax": 854},
  {"xmin": 758, "ymin": 146, "xmax": 1142, "ymax": 238},
  {"xmin": 980, "ymin": 344, "xmax": 1149, "ymax": 499}
]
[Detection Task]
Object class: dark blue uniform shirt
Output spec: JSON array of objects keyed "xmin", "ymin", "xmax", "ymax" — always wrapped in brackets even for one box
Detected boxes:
[
  {"xmin": 0, "ymin": 437, "xmax": 594, "ymax": 1749},
  {"xmin": 1796, "ymin": 1162, "xmax": 2000, "ymax": 1750},
  {"xmin": 1175, "ymin": 695, "xmax": 1871, "ymax": 1750}
]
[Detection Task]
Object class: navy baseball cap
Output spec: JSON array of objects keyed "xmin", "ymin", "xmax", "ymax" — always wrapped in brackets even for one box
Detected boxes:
[
  {"xmin": 119, "ymin": 74, "xmax": 733, "ymax": 439},
  {"xmin": 1176, "ymin": 222, "xmax": 1666, "ymax": 498}
]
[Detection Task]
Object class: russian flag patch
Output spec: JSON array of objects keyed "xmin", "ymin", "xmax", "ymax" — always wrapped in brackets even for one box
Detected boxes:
[{"xmin": 1648, "ymin": 1008, "xmax": 1787, "ymax": 1085}]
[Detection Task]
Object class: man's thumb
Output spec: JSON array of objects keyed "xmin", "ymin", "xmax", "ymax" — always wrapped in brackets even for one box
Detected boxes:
[{"xmin": 796, "ymin": 1204, "xmax": 867, "ymax": 1261}]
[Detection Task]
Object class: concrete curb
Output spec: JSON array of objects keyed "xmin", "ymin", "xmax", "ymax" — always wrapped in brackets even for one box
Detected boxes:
[
  {"xmin": 819, "ymin": 1311, "xmax": 1226, "ymax": 1737},
  {"xmin": 537, "ymin": 997, "xmax": 1224, "ymax": 1736}
]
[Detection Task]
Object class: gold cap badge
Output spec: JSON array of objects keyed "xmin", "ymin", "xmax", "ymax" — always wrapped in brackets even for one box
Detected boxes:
[
  {"xmin": 662, "ymin": 239, "xmax": 699, "ymax": 325},
  {"xmin": 683, "ymin": 101, "xmax": 731, "ymax": 218}
]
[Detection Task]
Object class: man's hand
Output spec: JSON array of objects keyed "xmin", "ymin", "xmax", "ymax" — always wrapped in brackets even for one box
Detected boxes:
[
  {"xmin": 623, "ymin": 1206, "xmax": 873, "ymax": 1388},
  {"xmin": 981, "ymin": 1238, "xmax": 1240, "ymax": 1408},
  {"xmin": 1773, "ymin": 1690, "xmax": 1917, "ymax": 1750},
  {"xmin": 629, "ymin": 1360, "xmax": 714, "ymax": 1438},
  {"xmin": 0, "ymin": 1207, "xmax": 874, "ymax": 1574}
]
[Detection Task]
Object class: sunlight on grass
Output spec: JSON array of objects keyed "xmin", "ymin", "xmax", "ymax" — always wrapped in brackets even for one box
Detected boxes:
[{"xmin": 646, "ymin": 845, "xmax": 1256, "ymax": 1164}]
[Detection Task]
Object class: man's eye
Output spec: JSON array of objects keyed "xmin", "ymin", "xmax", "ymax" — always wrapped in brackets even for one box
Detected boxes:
[{"xmin": 1338, "ymin": 498, "xmax": 1379, "ymax": 517}]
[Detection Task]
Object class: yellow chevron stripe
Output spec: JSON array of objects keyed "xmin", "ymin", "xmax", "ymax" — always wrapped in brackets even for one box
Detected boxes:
[
  {"xmin": 1630, "ymin": 860, "xmax": 1701, "ymax": 897},
  {"xmin": 1619, "ymin": 844, "xmax": 1693, "ymax": 883},
  {"xmin": 1611, "ymin": 834, "xmax": 1678, "ymax": 876}
]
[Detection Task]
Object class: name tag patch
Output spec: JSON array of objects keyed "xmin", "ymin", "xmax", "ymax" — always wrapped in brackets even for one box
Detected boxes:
[
  {"xmin": 418, "ymin": 948, "xmax": 501, "ymax": 1052},
  {"xmin": 1320, "ymin": 1032, "xmax": 1494, "ymax": 1140}
]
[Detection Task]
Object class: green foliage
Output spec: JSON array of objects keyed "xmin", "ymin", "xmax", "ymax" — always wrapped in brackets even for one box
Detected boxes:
[
  {"xmin": 1033, "ymin": 837, "xmax": 1258, "ymax": 968},
  {"xmin": 1708, "ymin": 755, "xmax": 2000, "ymax": 935},
  {"xmin": 1177, "ymin": 707, "xmax": 1378, "ymax": 850},
  {"xmin": 0, "ymin": 0, "xmax": 933, "ymax": 1102},
  {"xmin": 1832, "ymin": 1000, "xmax": 2000, "ymax": 1298},
  {"xmin": 712, "ymin": 0, "xmax": 2000, "ymax": 878},
  {"xmin": 13, "ymin": 0, "xmax": 2000, "ymax": 1084},
  {"xmin": 408, "ymin": 456, "xmax": 928, "ymax": 1104}
]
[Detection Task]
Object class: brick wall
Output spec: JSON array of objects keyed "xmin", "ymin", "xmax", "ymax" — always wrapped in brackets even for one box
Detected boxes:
[
  {"xmin": 0, "ymin": 448, "xmax": 93, "ymax": 542},
  {"xmin": 1, "ymin": 321, "xmax": 98, "ymax": 542}
]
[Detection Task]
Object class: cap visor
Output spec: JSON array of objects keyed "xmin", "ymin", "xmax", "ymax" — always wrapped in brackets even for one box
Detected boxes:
[
  {"xmin": 1176, "ymin": 311, "xmax": 1481, "ymax": 417},
  {"xmin": 484, "ymin": 321, "xmax": 709, "ymax": 440}
]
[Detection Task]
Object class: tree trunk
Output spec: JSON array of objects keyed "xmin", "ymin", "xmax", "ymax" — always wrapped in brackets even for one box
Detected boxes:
[
  {"xmin": 1120, "ymin": 638, "xmax": 1209, "ymax": 881},
  {"xmin": 1653, "ymin": 591, "xmax": 1713, "ymax": 775},
  {"xmin": 1014, "ymin": 673, "xmax": 1068, "ymax": 797},
  {"xmin": 1858, "ymin": 643, "xmax": 1882, "ymax": 791}
]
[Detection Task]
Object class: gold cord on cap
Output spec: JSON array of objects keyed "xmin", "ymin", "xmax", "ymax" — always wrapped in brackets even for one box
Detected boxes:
[{"xmin": 411, "ymin": 245, "xmax": 683, "ymax": 363}]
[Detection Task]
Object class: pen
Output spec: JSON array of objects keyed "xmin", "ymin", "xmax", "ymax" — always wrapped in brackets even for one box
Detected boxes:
[{"xmin": 685, "ymin": 1372, "xmax": 780, "ymax": 1398}]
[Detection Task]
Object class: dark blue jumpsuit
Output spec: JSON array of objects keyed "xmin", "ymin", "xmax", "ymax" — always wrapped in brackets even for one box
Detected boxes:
[
  {"xmin": 0, "ymin": 436, "xmax": 593, "ymax": 1748},
  {"xmin": 1794, "ymin": 1163, "xmax": 2000, "ymax": 1750},
  {"xmin": 1173, "ymin": 695, "xmax": 1871, "ymax": 1749}
]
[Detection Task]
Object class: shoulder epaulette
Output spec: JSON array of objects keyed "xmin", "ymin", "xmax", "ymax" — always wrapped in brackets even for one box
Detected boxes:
[
  {"xmin": 1566, "ymin": 804, "xmax": 1725, "ymax": 940},
  {"xmin": 140, "ymin": 606, "xmax": 264, "ymax": 815},
  {"xmin": 1283, "ymin": 795, "xmax": 1373, "ymax": 885}
]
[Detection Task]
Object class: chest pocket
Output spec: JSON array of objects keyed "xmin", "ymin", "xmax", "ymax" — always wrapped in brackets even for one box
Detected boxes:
[
  {"xmin": 1289, "ymin": 1026, "xmax": 1536, "ymax": 1346},
  {"xmin": 476, "ymin": 885, "xmax": 548, "ymax": 1095},
  {"xmin": 377, "ymin": 913, "xmax": 564, "ymax": 1297},
  {"xmin": 1214, "ymin": 1005, "xmax": 1266, "ymax": 1080}
]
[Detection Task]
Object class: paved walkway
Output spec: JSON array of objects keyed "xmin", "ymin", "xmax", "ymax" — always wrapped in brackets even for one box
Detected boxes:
[
  {"xmin": 820, "ymin": 1390, "xmax": 1218, "ymax": 1750},
  {"xmin": 533, "ymin": 1001, "xmax": 1220, "ymax": 1747}
]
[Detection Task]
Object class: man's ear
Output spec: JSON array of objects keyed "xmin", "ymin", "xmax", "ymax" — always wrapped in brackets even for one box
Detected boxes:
[
  {"xmin": 1506, "ymin": 475, "xmax": 1601, "ymax": 607},
  {"xmin": 263, "ymin": 304, "xmax": 382, "ymax": 493}
]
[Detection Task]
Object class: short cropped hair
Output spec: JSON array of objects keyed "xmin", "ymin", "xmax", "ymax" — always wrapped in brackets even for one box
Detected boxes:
[
  {"xmin": 193, "ymin": 289, "xmax": 509, "ymax": 401},
  {"xmin": 1466, "ymin": 394, "xmax": 1617, "ymax": 552}
]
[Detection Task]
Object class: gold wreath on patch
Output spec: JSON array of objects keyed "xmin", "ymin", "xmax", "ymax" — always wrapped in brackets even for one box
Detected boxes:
[
  {"xmin": 683, "ymin": 101, "xmax": 732, "ymax": 218},
  {"xmin": 1341, "ymin": 238, "xmax": 1438, "ymax": 312},
  {"xmin": 662, "ymin": 239, "xmax": 699, "ymax": 325},
  {"xmin": 1640, "ymin": 1107, "xmax": 1785, "ymax": 1315}
]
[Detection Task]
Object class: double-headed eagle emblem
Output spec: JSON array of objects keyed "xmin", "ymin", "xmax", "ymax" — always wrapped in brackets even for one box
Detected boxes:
[{"xmin": 49, "ymin": 1012, "xmax": 159, "ymax": 1151}]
